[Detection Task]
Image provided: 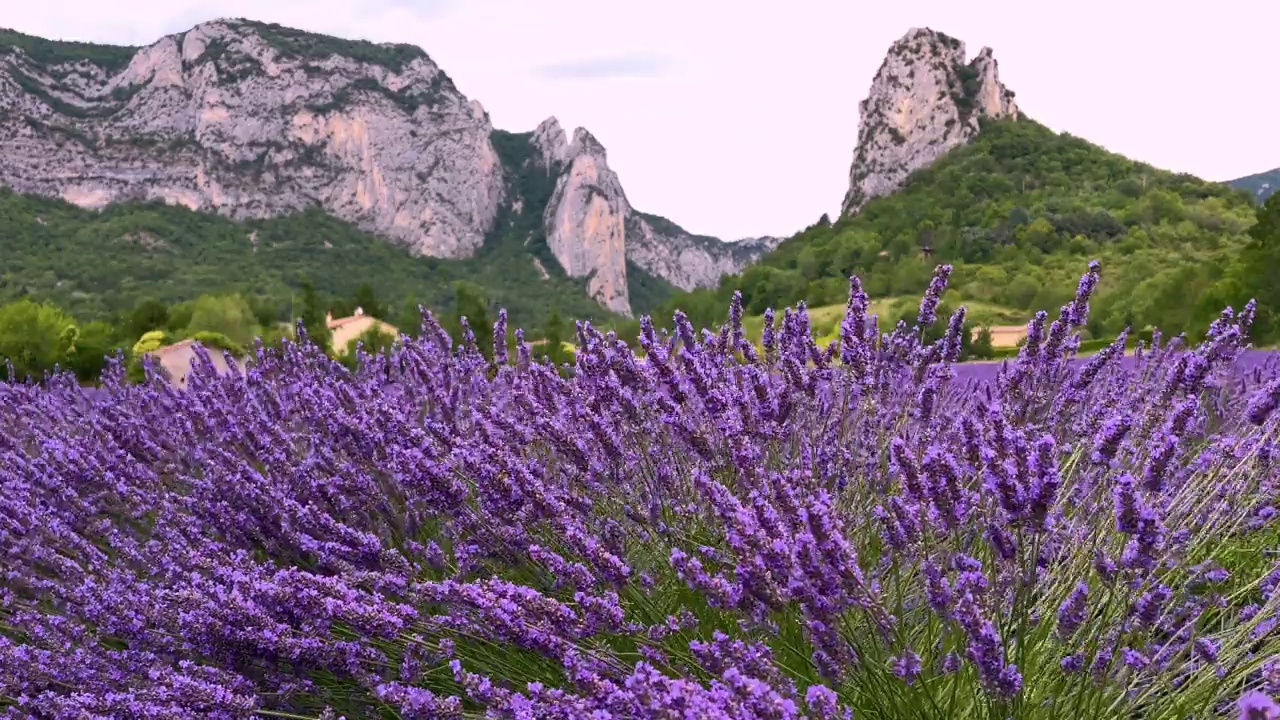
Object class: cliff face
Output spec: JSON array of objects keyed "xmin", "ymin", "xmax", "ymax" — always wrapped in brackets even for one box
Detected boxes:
[
  {"xmin": 0, "ymin": 21, "xmax": 781, "ymax": 316},
  {"xmin": 0, "ymin": 19, "xmax": 505, "ymax": 258},
  {"xmin": 840, "ymin": 28, "xmax": 1019, "ymax": 216},
  {"xmin": 531, "ymin": 116, "xmax": 775, "ymax": 315},
  {"xmin": 540, "ymin": 125, "xmax": 632, "ymax": 315}
]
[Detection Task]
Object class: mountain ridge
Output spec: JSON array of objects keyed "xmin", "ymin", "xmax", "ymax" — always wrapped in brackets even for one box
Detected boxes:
[
  {"xmin": 0, "ymin": 18, "xmax": 775, "ymax": 318},
  {"xmin": 652, "ymin": 27, "xmax": 1263, "ymax": 343},
  {"xmin": 1230, "ymin": 168, "xmax": 1279, "ymax": 203}
]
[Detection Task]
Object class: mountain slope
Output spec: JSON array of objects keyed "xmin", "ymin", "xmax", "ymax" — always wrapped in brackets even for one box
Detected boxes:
[
  {"xmin": 669, "ymin": 116, "xmax": 1258, "ymax": 337},
  {"xmin": 1230, "ymin": 168, "xmax": 1279, "ymax": 203},
  {"xmin": 841, "ymin": 28, "xmax": 1019, "ymax": 216},
  {"xmin": 0, "ymin": 20, "xmax": 773, "ymax": 320},
  {"xmin": 0, "ymin": 187, "xmax": 610, "ymax": 329},
  {"xmin": 659, "ymin": 25, "xmax": 1260, "ymax": 339}
]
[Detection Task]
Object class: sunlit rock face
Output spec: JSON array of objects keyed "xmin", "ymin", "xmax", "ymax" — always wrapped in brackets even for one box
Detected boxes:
[{"xmin": 841, "ymin": 27, "xmax": 1019, "ymax": 216}]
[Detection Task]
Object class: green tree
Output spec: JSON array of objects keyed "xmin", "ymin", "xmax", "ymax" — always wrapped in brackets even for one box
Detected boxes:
[
  {"xmin": 452, "ymin": 281, "xmax": 492, "ymax": 360},
  {"xmin": 299, "ymin": 279, "xmax": 332, "ymax": 352},
  {"xmin": 535, "ymin": 309, "xmax": 573, "ymax": 368},
  {"xmin": 352, "ymin": 283, "xmax": 384, "ymax": 320},
  {"xmin": 128, "ymin": 330, "xmax": 169, "ymax": 384},
  {"xmin": 971, "ymin": 326, "xmax": 995, "ymax": 359},
  {"xmin": 1232, "ymin": 193, "xmax": 1280, "ymax": 340},
  {"xmin": 0, "ymin": 299, "xmax": 78, "ymax": 380},
  {"xmin": 338, "ymin": 324, "xmax": 398, "ymax": 370},
  {"xmin": 166, "ymin": 301, "xmax": 195, "ymax": 334},
  {"xmin": 393, "ymin": 297, "xmax": 425, "ymax": 339},
  {"xmin": 125, "ymin": 298, "xmax": 170, "ymax": 341},
  {"xmin": 65, "ymin": 320, "xmax": 122, "ymax": 383},
  {"xmin": 186, "ymin": 294, "xmax": 260, "ymax": 347}
]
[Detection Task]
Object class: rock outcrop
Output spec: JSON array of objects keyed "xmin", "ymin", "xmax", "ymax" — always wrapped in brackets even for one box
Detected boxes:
[
  {"xmin": 0, "ymin": 22, "xmax": 781, "ymax": 315},
  {"xmin": 531, "ymin": 117, "xmax": 779, "ymax": 314},
  {"xmin": 541, "ymin": 126, "xmax": 632, "ymax": 315},
  {"xmin": 841, "ymin": 28, "xmax": 1019, "ymax": 216},
  {"xmin": 0, "ymin": 19, "xmax": 506, "ymax": 257},
  {"xmin": 626, "ymin": 214, "xmax": 781, "ymax": 292}
]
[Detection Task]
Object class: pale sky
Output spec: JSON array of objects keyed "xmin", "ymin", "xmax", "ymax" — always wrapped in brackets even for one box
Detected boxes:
[{"xmin": 6, "ymin": 1, "xmax": 1278, "ymax": 240}]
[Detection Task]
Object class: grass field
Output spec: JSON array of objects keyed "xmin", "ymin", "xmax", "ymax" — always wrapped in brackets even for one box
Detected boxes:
[{"xmin": 740, "ymin": 296, "xmax": 1031, "ymax": 348}]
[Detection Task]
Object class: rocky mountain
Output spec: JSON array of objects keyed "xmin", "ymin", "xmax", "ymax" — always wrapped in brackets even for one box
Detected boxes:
[
  {"xmin": 526, "ymin": 116, "xmax": 781, "ymax": 314},
  {"xmin": 656, "ymin": 25, "xmax": 1260, "ymax": 346},
  {"xmin": 0, "ymin": 20, "xmax": 774, "ymax": 317},
  {"xmin": 1230, "ymin": 168, "xmax": 1279, "ymax": 203},
  {"xmin": 840, "ymin": 27, "xmax": 1019, "ymax": 216}
]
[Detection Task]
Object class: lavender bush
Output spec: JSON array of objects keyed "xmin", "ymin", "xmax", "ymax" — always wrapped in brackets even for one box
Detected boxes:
[{"xmin": 4, "ymin": 263, "xmax": 1280, "ymax": 719}]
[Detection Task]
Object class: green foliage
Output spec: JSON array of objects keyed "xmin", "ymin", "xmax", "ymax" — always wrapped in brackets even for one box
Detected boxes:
[
  {"xmin": 0, "ymin": 27, "xmax": 138, "ymax": 71},
  {"xmin": 185, "ymin": 294, "xmax": 260, "ymax": 347},
  {"xmin": 132, "ymin": 330, "xmax": 169, "ymax": 356},
  {"xmin": 351, "ymin": 283, "xmax": 384, "ymax": 320},
  {"xmin": 448, "ymin": 282, "xmax": 493, "ymax": 360},
  {"xmin": 0, "ymin": 181, "xmax": 614, "ymax": 333},
  {"xmin": 338, "ymin": 324, "xmax": 398, "ymax": 370},
  {"xmin": 63, "ymin": 320, "xmax": 121, "ymax": 382},
  {"xmin": 236, "ymin": 20, "xmax": 428, "ymax": 72},
  {"xmin": 299, "ymin": 279, "xmax": 332, "ymax": 352},
  {"xmin": 125, "ymin": 298, "xmax": 170, "ymax": 340},
  {"xmin": 0, "ymin": 298, "xmax": 78, "ymax": 379},
  {"xmin": 626, "ymin": 262, "xmax": 679, "ymax": 318},
  {"xmin": 971, "ymin": 326, "xmax": 995, "ymax": 360},
  {"xmin": 1220, "ymin": 194, "xmax": 1280, "ymax": 340},
  {"xmin": 534, "ymin": 310, "xmax": 574, "ymax": 368},
  {"xmin": 667, "ymin": 118, "xmax": 1263, "ymax": 343}
]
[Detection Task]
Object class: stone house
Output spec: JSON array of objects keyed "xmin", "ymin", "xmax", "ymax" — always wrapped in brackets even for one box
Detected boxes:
[
  {"xmin": 148, "ymin": 339, "xmax": 245, "ymax": 390},
  {"xmin": 326, "ymin": 307, "xmax": 399, "ymax": 355}
]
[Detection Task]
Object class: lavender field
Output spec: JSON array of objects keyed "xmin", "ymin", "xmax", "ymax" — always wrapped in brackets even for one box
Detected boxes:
[{"xmin": 5, "ymin": 263, "xmax": 1280, "ymax": 719}]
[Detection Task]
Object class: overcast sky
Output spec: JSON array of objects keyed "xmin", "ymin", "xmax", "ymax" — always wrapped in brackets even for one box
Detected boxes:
[{"xmin": 6, "ymin": 1, "xmax": 1278, "ymax": 240}]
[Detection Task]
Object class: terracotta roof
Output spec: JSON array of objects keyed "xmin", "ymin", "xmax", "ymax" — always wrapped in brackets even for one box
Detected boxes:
[
  {"xmin": 149, "ymin": 339, "xmax": 196, "ymax": 357},
  {"xmin": 326, "ymin": 315, "xmax": 370, "ymax": 329}
]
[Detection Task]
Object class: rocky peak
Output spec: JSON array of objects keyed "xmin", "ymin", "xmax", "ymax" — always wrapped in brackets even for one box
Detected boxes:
[
  {"xmin": 531, "ymin": 116, "xmax": 569, "ymax": 169},
  {"xmin": 840, "ymin": 27, "xmax": 1018, "ymax": 215},
  {"xmin": 0, "ymin": 18, "xmax": 505, "ymax": 258},
  {"xmin": 533, "ymin": 121, "xmax": 782, "ymax": 313},
  {"xmin": 543, "ymin": 124, "xmax": 632, "ymax": 315},
  {"xmin": 1, "ymin": 20, "xmax": 779, "ymax": 317}
]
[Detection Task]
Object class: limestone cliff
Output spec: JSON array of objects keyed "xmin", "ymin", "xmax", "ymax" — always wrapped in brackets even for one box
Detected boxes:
[
  {"xmin": 841, "ymin": 28, "xmax": 1019, "ymax": 216},
  {"xmin": 531, "ymin": 117, "xmax": 779, "ymax": 314},
  {"xmin": 0, "ymin": 22, "xmax": 780, "ymax": 316},
  {"xmin": 0, "ymin": 19, "xmax": 505, "ymax": 257},
  {"xmin": 540, "ymin": 126, "xmax": 632, "ymax": 315}
]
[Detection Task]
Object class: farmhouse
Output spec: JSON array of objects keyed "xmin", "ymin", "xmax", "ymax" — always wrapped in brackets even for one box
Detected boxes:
[
  {"xmin": 326, "ymin": 307, "xmax": 399, "ymax": 355},
  {"xmin": 148, "ymin": 339, "xmax": 245, "ymax": 390}
]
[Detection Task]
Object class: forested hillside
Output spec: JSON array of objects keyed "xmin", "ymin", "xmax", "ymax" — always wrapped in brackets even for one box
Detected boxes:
[
  {"xmin": 0, "ymin": 188, "xmax": 619, "ymax": 330},
  {"xmin": 663, "ymin": 118, "xmax": 1271, "ymax": 341}
]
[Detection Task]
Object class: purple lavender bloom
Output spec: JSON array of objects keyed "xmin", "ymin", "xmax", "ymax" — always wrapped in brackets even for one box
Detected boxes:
[
  {"xmin": 1056, "ymin": 582, "xmax": 1089, "ymax": 639},
  {"xmin": 916, "ymin": 264, "xmax": 953, "ymax": 327},
  {"xmin": 891, "ymin": 649, "xmax": 923, "ymax": 685},
  {"xmin": 1238, "ymin": 690, "xmax": 1280, "ymax": 720},
  {"xmin": 1092, "ymin": 412, "xmax": 1132, "ymax": 464},
  {"xmin": 1112, "ymin": 474, "xmax": 1141, "ymax": 534},
  {"xmin": 1249, "ymin": 377, "xmax": 1280, "ymax": 425}
]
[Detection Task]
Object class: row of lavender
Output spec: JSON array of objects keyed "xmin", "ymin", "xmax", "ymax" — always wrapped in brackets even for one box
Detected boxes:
[{"xmin": 4, "ymin": 263, "xmax": 1280, "ymax": 719}]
